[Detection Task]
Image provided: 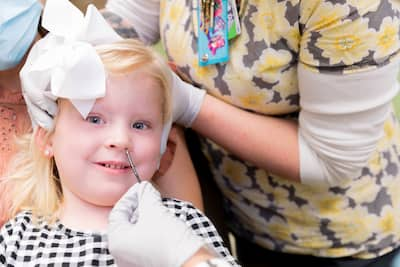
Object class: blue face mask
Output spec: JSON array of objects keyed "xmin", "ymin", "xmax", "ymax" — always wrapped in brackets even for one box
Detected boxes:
[{"xmin": 0, "ymin": 0, "xmax": 42, "ymax": 70}]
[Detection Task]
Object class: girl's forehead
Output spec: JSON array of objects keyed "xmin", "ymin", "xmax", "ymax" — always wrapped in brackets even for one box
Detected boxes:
[
  {"xmin": 101, "ymin": 75, "xmax": 163, "ymax": 103},
  {"xmin": 106, "ymin": 71, "xmax": 164, "ymax": 94}
]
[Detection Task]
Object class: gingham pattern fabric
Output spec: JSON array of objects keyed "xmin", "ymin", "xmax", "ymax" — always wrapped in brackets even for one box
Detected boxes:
[{"xmin": 0, "ymin": 198, "xmax": 239, "ymax": 266}]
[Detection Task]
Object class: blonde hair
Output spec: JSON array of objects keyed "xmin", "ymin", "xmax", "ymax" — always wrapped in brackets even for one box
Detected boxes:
[
  {"xmin": 1, "ymin": 39, "xmax": 172, "ymax": 223},
  {"xmin": 96, "ymin": 39, "xmax": 172, "ymax": 123}
]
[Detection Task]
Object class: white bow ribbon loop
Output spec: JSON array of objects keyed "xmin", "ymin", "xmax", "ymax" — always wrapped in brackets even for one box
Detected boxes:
[{"xmin": 20, "ymin": 0, "xmax": 122, "ymax": 129}]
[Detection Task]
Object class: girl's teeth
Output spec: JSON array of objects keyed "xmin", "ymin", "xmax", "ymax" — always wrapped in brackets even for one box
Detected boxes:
[{"xmin": 105, "ymin": 164, "xmax": 125, "ymax": 169}]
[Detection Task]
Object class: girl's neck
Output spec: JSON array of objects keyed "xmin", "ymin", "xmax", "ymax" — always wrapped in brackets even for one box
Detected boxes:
[{"xmin": 59, "ymin": 192, "xmax": 112, "ymax": 232}]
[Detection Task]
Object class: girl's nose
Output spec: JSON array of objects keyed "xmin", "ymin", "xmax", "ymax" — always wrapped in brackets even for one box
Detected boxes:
[{"xmin": 105, "ymin": 124, "xmax": 131, "ymax": 149}]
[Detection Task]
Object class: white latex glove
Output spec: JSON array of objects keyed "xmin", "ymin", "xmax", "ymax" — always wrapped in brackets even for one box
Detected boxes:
[
  {"xmin": 20, "ymin": 0, "xmax": 122, "ymax": 130},
  {"xmin": 21, "ymin": 84, "xmax": 58, "ymax": 129},
  {"xmin": 171, "ymin": 72, "xmax": 206, "ymax": 127},
  {"xmin": 107, "ymin": 181, "xmax": 206, "ymax": 267}
]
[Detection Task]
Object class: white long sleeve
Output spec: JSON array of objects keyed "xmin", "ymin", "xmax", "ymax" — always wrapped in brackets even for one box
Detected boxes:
[
  {"xmin": 298, "ymin": 61, "xmax": 399, "ymax": 187},
  {"xmin": 105, "ymin": 0, "xmax": 160, "ymax": 44}
]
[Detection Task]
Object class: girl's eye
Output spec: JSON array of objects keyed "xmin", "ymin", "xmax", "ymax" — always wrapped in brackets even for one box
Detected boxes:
[
  {"xmin": 86, "ymin": 116, "xmax": 104, "ymax": 124},
  {"xmin": 132, "ymin": 122, "xmax": 148, "ymax": 130}
]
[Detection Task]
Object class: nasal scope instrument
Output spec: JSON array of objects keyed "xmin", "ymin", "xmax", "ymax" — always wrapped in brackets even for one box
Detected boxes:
[{"xmin": 125, "ymin": 148, "xmax": 142, "ymax": 183}]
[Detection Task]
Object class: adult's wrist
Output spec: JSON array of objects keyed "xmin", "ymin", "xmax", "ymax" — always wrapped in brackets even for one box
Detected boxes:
[
  {"xmin": 193, "ymin": 258, "xmax": 233, "ymax": 267},
  {"xmin": 182, "ymin": 247, "xmax": 214, "ymax": 267},
  {"xmin": 182, "ymin": 247, "xmax": 232, "ymax": 267}
]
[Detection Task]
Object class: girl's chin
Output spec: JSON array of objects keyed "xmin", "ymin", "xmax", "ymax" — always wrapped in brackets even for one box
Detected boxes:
[
  {"xmin": 86, "ymin": 189, "xmax": 130, "ymax": 207},
  {"xmin": 84, "ymin": 178, "xmax": 153, "ymax": 207}
]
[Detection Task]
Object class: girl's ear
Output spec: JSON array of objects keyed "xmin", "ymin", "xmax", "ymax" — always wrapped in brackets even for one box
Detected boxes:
[
  {"xmin": 152, "ymin": 126, "xmax": 178, "ymax": 179},
  {"xmin": 34, "ymin": 127, "xmax": 53, "ymax": 158}
]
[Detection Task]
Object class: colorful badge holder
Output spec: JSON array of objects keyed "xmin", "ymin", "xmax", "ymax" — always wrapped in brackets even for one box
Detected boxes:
[
  {"xmin": 197, "ymin": 0, "xmax": 229, "ymax": 66},
  {"xmin": 227, "ymin": 0, "xmax": 241, "ymax": 39}
]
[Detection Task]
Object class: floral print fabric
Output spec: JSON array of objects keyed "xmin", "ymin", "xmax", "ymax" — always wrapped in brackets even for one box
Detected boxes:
[{"xmin": 160, "ymin": 0, "xmax": 400, "ymax": 258}]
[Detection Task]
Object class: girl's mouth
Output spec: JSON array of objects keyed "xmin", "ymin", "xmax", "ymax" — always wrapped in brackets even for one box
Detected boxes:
[
  {"xmin": 100, "ymin": 163, "xmax": 129, "ymax": 169},
  {"xmin": 97, "ymin": 162, "xmax": 130, "ymax": 170}
]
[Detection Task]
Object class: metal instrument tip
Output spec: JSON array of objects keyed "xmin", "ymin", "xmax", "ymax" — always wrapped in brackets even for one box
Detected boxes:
[{"xmin": 125, "ymin": 148, "xmax": 142, "ymax": 183}]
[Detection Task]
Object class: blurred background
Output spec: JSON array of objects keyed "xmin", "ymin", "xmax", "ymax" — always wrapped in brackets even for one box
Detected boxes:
[{"xmin": 70, "ymin": 0, "xmax": 105, "ymax": 10}]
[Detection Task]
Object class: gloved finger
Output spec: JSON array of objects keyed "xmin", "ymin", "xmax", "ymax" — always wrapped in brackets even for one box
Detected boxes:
[
  {"xmin": 136, "ymin": 181, "xmax": 163, "ymax": 210},
  {"xmin": 22, "ymin": 85, "xmax": 58, "ymax": 115},
  {"xmin": 170, "ymin": 72, "xmax": 186, "ymax": 122},
  {"xmin": 22, "ymin": 81, "xmax": 57, "ymax": 115},
  {"xmin": 24, "ymin": 97, "xmax": 55, "ymax": 129},
  {"xmin": 37, "ymin": 93, "xmax": 58, "ymax": 116},
  {"xmin": 109, "ymin": 182, "xmax": 141, "ymax": 225},
  {"xmin": 160, "ymin": 117, "xmax": 172, "ymax": 155},
  {"xmin": 23, "ymin": 90, "xmax": 56, "ymax": 111}
]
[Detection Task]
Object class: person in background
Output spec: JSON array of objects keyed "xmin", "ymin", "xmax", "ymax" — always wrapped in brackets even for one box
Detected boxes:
[
  {"xmin": 0, "ymin": 1, "xmax": 238, "ymax": 266},
  {"xmin": 102, "ymin": 0, "xmax": 400, "ymax": 266},
  {"xmin": 0, "ymin": 2, "xmax": 42, "ymax": 177},
  {"xmin": 0, "ymin": 0, "xmax": 44, "ymax": 226},
  {"xmin": 70, "ymin": 0, "xmax": 106, "ymax": 11},
  {"xmin": 0, "ymin": 0, "xmax": 203, "ymax": 227}
]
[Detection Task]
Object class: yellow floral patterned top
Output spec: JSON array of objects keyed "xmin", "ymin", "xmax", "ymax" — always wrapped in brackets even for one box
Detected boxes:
[{"xmin": 160, "ymin": 0, "xmax": 400, "ymax": 258}]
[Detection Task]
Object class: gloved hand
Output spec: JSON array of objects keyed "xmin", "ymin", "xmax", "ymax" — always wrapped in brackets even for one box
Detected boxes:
[
  {"xmin": 107, "ymin": 181, "xmax": 206, "ymax": 267},
  {"xmin": 21, "ymin": 79, "xmax": 58, "ymax": 129},
  {"xmin": 20, "ymin": 0, "xmax": 124, "ymax": 131},
  {"xmin": 171, "ymin": 71, "xmax": 206, "ymax": 127}
]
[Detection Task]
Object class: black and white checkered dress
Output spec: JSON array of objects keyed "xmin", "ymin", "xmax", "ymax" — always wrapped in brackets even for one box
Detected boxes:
[{"xmin": 0, "ymin": 198, "xmax": 240, "ymax": 266}]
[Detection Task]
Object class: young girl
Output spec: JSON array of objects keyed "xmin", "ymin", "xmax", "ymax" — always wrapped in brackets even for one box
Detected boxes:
[
  {"xmin": 0, "ymin": 1, "xmax": 238, "ymax": 266},
  {"xmin": 0, "ymin": 0, "xmax": 201, "ymax": 229}
]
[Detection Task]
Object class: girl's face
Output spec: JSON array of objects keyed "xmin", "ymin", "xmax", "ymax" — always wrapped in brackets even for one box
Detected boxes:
[{"xmin": 49, "ymin": 70, "xmax": 164, "ymax": 207}]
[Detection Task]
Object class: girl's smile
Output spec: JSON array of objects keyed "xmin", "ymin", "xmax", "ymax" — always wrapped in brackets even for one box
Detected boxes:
[
  {"xmin": 50, "ymin": 70, "xmax": 164, "ymax": 210},
  {"xmin": 94, "ymin": 160, "xmax": 132, "ymax": 174}
]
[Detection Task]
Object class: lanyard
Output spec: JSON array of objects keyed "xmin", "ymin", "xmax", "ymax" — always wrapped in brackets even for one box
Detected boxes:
[
  {"xmin": 197, "ymin": 0, "xmax": 229, "ymax": 66},
  {"xmin": 196, "ymin": 0, "xmax": 247, "ymax": 66}
]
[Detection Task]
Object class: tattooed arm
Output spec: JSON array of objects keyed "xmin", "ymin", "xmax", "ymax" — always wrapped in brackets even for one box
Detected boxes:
[
  {"xmin": 101, "ymin": 10, "xmax": 140, "ymax": 39},
  {"xmin": 102, "ymin": 0, "xmax": 160, "ymax": 44}
]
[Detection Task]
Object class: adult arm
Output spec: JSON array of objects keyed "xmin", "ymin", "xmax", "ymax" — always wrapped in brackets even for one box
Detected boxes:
[
  {"xmin": 192, "ymin": 93, "xmax": 301, "ymax": 182},
  {"xmin": 173, "ymin": 1, "xmax": 400, "ymax": 187},
  {"xmin": 102, "ymin": 0, "xmax": 160, "ymax": 44},
  {"xmin": 190, "ymin": 61, "xmax": 398, "ymax": 186},
  {"xmin": 183, "ymin": 248, "xmax": 233, "ymax": 267}
]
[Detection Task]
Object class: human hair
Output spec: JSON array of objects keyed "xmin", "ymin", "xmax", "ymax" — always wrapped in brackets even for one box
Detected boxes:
[
  {"xmin": 1, "ymin": 128, "xmax": 60, "ymax": 224},
  {"xmin": 1, "ymin": 38, "xmax": 172, "ymax": 224},
  {"xmin": 95, "ymin": 38, "xmax": 172, "ymax": 123}
]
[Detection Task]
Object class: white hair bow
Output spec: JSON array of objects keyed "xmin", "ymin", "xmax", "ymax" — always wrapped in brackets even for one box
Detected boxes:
[{"xmin": 20, "ymin": 0, "xmax": 121, "ymax": 129}]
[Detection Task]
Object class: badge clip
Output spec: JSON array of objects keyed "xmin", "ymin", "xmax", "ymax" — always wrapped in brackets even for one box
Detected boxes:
[{"xmin": 197, "ymin": 0, "xmax": 229, "ymax": 66}]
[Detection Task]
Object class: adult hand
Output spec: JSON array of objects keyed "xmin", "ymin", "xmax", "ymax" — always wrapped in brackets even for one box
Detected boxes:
[
  {"xmin": 170, "ymin": 68, "xmax": 206, "ymax": 127},
  {"xmin": 21, "ymin": 86, "xmax": 58, "ymax": 129},
  {"xmin": 107, "ymin": 181, "xmax": 206, "ymax": 267}
]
